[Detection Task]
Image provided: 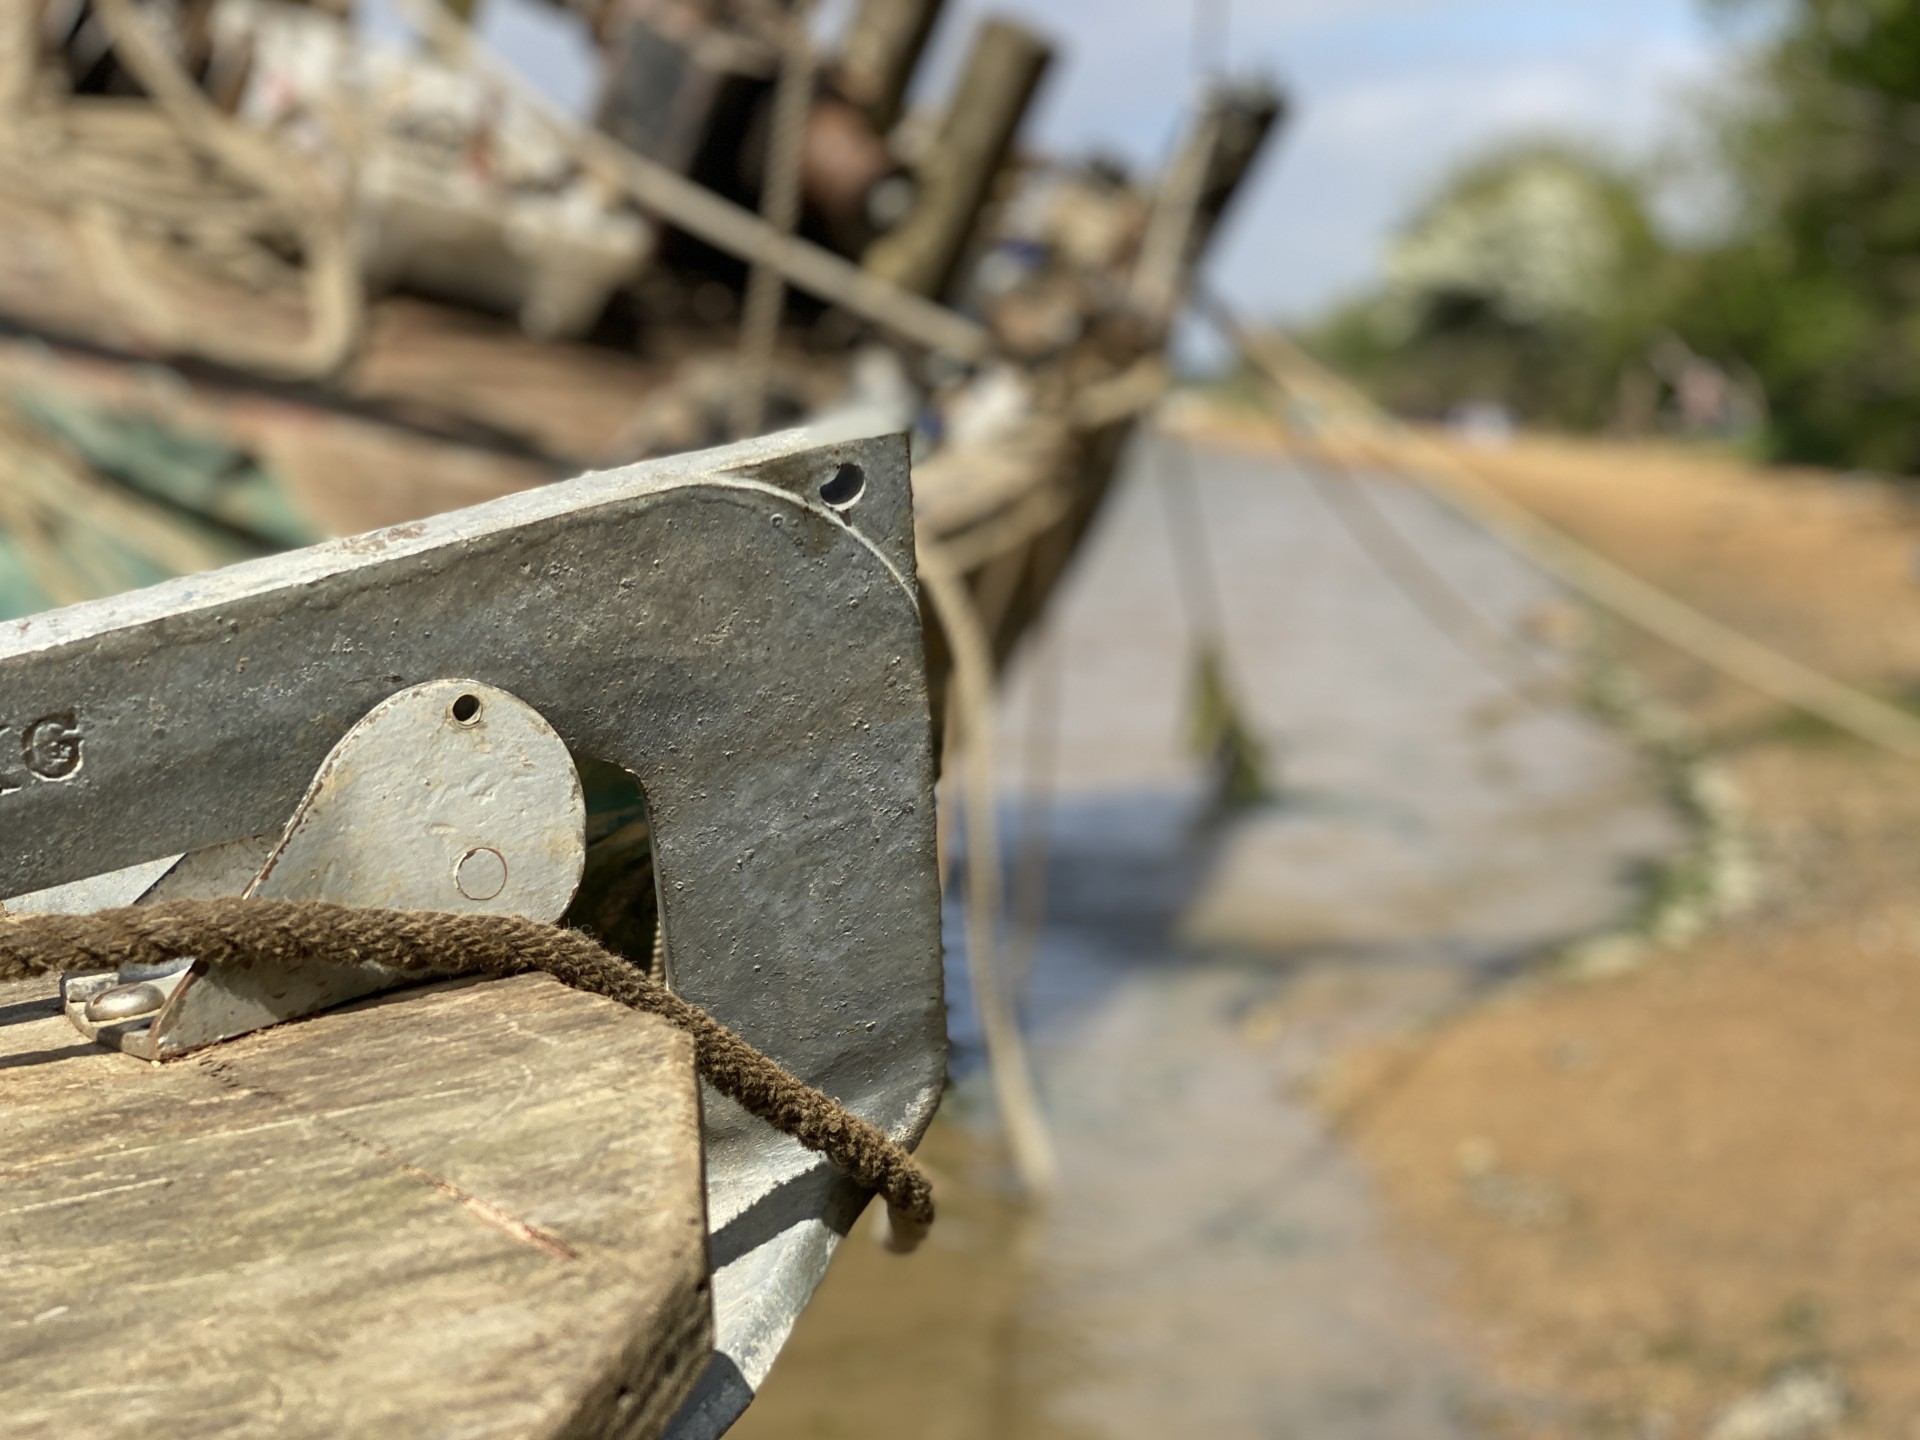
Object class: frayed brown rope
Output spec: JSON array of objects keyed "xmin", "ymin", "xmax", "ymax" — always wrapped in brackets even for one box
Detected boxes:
[{"xmin": 0, "ymin": 899, "xmax": 934, "ymax": 1244}]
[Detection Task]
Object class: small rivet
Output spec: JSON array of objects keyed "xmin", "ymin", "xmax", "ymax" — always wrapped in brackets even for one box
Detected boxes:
[{"xmin": 455, "ymin": 846, "xmax": 509, "ymax": 902}]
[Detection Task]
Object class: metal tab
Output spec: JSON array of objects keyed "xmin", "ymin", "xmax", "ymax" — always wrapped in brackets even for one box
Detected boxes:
[
  {"xmin": 244, "ymin": 677, "xmax": 585, "ymax": 917},
  {"xmin": 56, "ymin": 679, "xmax": 588, "ymax": 1060}
]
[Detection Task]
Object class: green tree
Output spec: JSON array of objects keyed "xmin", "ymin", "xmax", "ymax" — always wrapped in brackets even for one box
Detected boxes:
[
  {"xmin": 1304, "ymin": 144, "xmax": 1673, "ymax": 429},
  {"xmin": 1677, "ymin": 0, "xmax": 1920, "ymax": 469}
]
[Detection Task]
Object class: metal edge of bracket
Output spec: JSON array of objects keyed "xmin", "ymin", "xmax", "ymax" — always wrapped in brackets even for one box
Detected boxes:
[{"xmin": 0, "ymin": 429, "xmax": 945, "ymax": 1439}]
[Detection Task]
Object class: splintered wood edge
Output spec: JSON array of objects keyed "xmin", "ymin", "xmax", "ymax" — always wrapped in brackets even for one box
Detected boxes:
[{"xmin": 0, "ymin": 972, "xmax": 713, "ymax": 1440}]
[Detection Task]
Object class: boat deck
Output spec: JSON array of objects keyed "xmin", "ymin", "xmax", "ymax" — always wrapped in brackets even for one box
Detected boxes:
[{"xmin": 1, "ymin": 971, "xmax": 712, "ymax": 1440}]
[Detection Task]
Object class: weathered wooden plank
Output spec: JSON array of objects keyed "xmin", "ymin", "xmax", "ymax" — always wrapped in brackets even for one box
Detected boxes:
[
  {"xmin": 862, "ymin": 18, "xmax": 1052, "ymax": 302},
  {"xmin": 0, "ymin": 973, "xmax": 711, "ymax": 1440}
]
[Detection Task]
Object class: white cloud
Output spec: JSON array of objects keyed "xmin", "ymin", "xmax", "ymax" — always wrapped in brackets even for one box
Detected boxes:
[
  {"xmin": 909, "ymin": 1, "xmax": 1731, "ymax": 319},
  {"xmin": 1211, "ymin": 27, "xmax": 1725, "ymax": 318}
]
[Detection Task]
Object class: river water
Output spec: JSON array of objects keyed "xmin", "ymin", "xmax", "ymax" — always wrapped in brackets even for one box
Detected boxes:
[{"xmin": 736, "ymin": 431, "xmax": 1684, "ymax": 1439}]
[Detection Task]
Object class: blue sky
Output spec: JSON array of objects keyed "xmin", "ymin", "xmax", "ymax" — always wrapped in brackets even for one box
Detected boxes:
[
  {"xmin": 381, "ymin": 0, "xmax": 1738, "ymax": 323},
  {"xmin": 907, "ymin": 0, "xmax": 1733, "ymax": 320}
]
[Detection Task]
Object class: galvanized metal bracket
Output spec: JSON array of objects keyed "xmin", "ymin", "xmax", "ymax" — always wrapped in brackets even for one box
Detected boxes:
[
  {"xmin": 56, "ymin": 678, "xmax": 588, "ymax": 1060},
  {"xmin": 0, "ymin": 429, "xmax": 945, "ymax": 1439}
]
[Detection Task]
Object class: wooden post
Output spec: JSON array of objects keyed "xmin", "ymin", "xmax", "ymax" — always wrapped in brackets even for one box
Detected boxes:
[
  {"xmin": 1130, "ymin": 80, "xmax": 1284, "ymax": 325},
  {"xmin": 0, "ymin": 0, "xmax": 43, "ymax": 115},
  {"xmin": 863, "ymin": 16, "xmax": 1051, "ymax": 302},
  {"xmin": 837, "ymin": 0, "xmax": 944, "ymax": 133}
]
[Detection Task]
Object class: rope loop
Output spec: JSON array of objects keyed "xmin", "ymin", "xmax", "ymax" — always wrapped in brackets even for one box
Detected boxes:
[{"xmin": 0, "ymin": 899, "xmax": 934, "ymax": 1245}]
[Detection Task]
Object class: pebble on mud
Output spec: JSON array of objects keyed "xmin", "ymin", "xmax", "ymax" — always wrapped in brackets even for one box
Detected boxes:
[
  {"xmin": 1706, "ymin": 1367, "xmax": 1846, "ymax": 1440},
  {"xmin": 1454, "ymin": 1137, "xmax": 1575, "ymax": 1228}
]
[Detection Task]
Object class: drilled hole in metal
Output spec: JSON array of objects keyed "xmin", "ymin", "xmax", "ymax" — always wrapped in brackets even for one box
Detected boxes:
[
  {"xmin": 450, "ymin": 693, "xmax": 482, "ymax": 725},
  {"xmin": 820, "ymin": 463, "xmax": 865, "ymax": 509}
]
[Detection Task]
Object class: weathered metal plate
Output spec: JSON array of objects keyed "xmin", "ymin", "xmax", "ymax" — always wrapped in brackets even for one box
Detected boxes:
[{"xmin": 0, "ymin": 429, "xmax": 945, "ymax": 1436}]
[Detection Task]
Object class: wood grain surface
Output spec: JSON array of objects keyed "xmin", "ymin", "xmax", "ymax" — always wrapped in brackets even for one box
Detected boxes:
[{"xmin": 0, "ymin": 972, "xmax": 711, "ymax": 1440}]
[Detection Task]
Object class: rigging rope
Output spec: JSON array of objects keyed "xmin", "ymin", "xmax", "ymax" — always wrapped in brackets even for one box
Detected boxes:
[
  {"xmin": 1294, "ymin": 443, "xmax": 1565, "ymax": 703},
  {"xmin": 1198, "ymin": 288, "xmax": 1920, "ymax": 763},
  {"xmin": 1006, "ymin": 621, "xmax": 1062, "ymax": 999},
  {"xmin": 1156, "ymin": 432, "xmax": 1272, "ymax": 805},
  {"xmin": 73, "ymin": 0, "xmax": 365, "ymax": 380},
  {"xmin": 734, "ymin": 5, "xmax": 817, "ymax": 439},
  {"xmin": 387, "ymin": 0, "xmax": 990, "ymax": 361},
  {"xmin": 918, "ymin": 543, "xmax": 1059, "ymax": 1201},
  {"xmin": 0, "ymin": 898, "xmax": 936, "ymax": 1249}
]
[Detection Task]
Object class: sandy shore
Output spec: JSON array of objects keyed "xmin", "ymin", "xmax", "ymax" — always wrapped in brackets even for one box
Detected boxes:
[{"xmin": 1223, "ymin": 413, "xmax": 1920, "ymax": 1436}]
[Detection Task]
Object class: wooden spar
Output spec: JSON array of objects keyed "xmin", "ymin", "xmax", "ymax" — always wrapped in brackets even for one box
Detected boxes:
[
  {"xmin": 863, "ymin": 17, "xmax": 1053, "ymax": 301},
  {"xmin": 0, "ymin": 1, "xmax": 36, "ymax": 116},
  {"xmin": 838, "ymin": 0, "xmax": 947, "ymax": 133},
  {"xmin": 1131, "ymin": 81, "xmax": 1285, "ymax": 326}
]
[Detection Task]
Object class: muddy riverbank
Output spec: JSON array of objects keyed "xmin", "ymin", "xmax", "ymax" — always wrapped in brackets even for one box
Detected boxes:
[
  {"xmin": 1311, "ymin": 429, "xmax": 1920, "ymax": 1438},
  {"xmin": 736, "ymin": 427, "xmax": 1686, "ymax": 1438}
]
